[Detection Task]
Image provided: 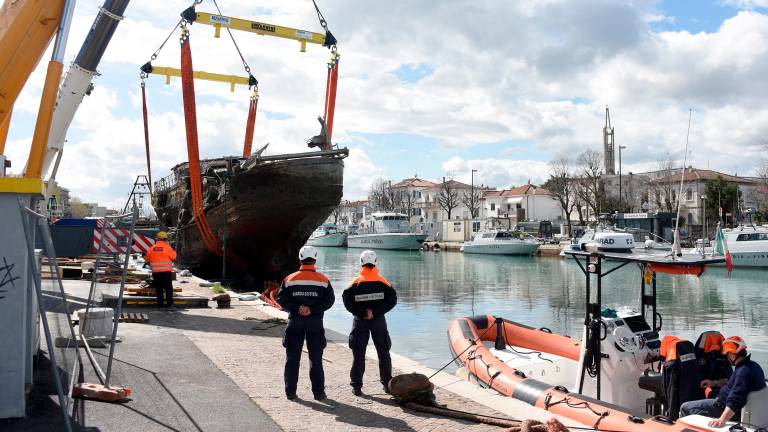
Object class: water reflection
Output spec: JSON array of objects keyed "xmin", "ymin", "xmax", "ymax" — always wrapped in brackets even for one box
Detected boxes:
[{"xmin": 318, "ymin": 248, "xmax": 768, "ymax": 370}]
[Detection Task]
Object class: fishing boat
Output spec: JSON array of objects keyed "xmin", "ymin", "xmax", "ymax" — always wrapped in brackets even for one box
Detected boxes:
[
  {"xmin": 460, "ymin": 229, "xmax": 541, "ymax": 255},
  {"xmin": 152, "ymin": 149, "xmax": 348, "ymax": 281},
  {"xmin": 448, "ymin": 249, "xmax": 768, "ymax": 431},
  {"xmin": 347, "ymin": 212, "xmax": 427, "ymax": 250},
  {"xmin": 306, "ymin": 223, "xmax": 348, "ymax": 247}
]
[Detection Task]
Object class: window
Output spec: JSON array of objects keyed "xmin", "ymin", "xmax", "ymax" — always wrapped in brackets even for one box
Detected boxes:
[
  {"xmin": 687, "ymin": 213, "xmax": 693, "ymax": 226},
  {"xmin": 433, "ymin": 211, "xmax": 437, "ymax": 220},
  {"xmin": 453, "ymin": 222, "xmax": 462, "ymax": 232},
  {"xmin": 463, "ymin": 211, "xmax": 469, "ymax": 219},
  {"xmin": 507, "ymin": 204, "xmax": 511, "ymax": 211},
  {"xmin": 490, "ymin": 203, "xmax": 496, "ymax": 211},
  {"xmin": 686, "ymin": 188, "xmax": 693, "ymax": 201},
  {"xmin": 472, "ymin": 221, "xmax": 481, "ymax": 232},
  {"xmin": 737, "ymin": 233, "xmax": 768, "ymax": 241}
]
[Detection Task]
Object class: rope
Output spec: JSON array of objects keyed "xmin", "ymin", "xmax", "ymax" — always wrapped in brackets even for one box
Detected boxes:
[
  {"xmin": 146, "ymin": 19, "xmax": 182, "ymax": 64},
  {"xmin": 242, "ymin": 89, "xmax": 258, "ymax": 157},
  {"xmin": 211, "ymin": 0, "xmax": 253, "ymax": 77},
  {"xmin": 140, "ymin": 80, "xmax": 152, "ymax": 193},
  {"xmin": 428, "ymin": 318, "xmax": 496, "ymax": 379},
  {"xmin": 179, "ymin": 27, "xmax": 246, "ymax": 270}
]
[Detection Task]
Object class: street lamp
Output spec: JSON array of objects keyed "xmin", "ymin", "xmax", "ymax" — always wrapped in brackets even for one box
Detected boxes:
[
  {"xmin": 471, "ymin": 169, "xmax": 478, "ymax": 219},
  {"xmin": 618, "ymin": 145, "xmax": 627, "ymax": 211},
  {"xmin": 701, "ymin": 194, "xmax": 707, "ymax": 244}
]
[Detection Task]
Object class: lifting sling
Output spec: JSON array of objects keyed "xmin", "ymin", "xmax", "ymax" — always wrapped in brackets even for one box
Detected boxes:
[
  {"xmin": 242, "ymin": 89, "xmax": 258, "ymax": 158},
  {"xmin": 180, "ymin": 28, "xmax": 246, "ymax": 270},
  {"xmin": 323, "ymin": 51, "xmax": 339, "ymax": 146},
  {"xmin": 140, "ymin": 80, "xmax": 152, "ymax": 193}
]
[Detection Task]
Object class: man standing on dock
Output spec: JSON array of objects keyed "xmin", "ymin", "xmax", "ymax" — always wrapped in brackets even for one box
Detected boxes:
[
  {"xmin": 343, "ymin": 250, "xmax": 397, "ymax": 396},
  {"xmin": 145, "ymin": 231, "xmax": 177, "ymax": 309},
  {"xmin": 277, "ymin": 246, "xmax": 335, "ymax": 401}
]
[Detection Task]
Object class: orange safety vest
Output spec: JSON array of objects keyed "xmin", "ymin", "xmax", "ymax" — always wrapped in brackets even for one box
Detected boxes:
[{"xmin": 145, "ymin": 240, "xmax": 177, "ymax": 273}]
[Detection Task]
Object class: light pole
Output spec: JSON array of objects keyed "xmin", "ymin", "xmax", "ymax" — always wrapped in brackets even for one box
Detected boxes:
[
  {"xmin": 618, "ymin": 145, "xmax": 627, "ymax": 211},
  {"xmin": 471, "ymin": 169, "xmax": 477, "ymax": 218},
  {"xmin": 701, "ymin": 194, "xmax": 707, "ymax": 244}
]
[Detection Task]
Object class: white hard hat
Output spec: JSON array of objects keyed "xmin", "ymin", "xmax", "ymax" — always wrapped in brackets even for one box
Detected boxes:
[
  {"xmin": 299, "ymin": 245, "xmax": 318, "ymax": 261},
  {"xmin": 360, "ymin": 250, "xmax": 377, "ymax": 266}
]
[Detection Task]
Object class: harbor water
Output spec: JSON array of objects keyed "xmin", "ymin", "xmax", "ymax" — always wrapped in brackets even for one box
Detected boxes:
[{"xmin": 317, "ymin": 248, "xmax": 768, "ymax": 371}]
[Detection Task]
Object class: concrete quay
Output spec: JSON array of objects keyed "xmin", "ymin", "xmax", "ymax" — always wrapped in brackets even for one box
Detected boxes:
[{"xmin": 5, "ymin": 275, "xmax": 585, "ymax": 431}]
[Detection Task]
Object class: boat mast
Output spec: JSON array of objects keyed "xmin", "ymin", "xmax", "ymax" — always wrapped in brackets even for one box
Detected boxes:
[{"xmin": 670, "ymin": 109, "xmax": 693, "ymax": 258}]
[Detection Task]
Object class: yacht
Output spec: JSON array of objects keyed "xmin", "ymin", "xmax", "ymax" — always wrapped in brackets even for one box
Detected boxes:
[
  {"xmin": 688, "ymin": 225, "xmax": 768, "ymax": 268},
  {"xmin": 460, "ymin": 229, "xmax": 540, "ymax": 255},
  {"xmin": 347, "ymin": 212, "xmax": 427, "ymax": 250},
  {"xmin": 561, "ymin": 226, "xmax": 670, "ymax": 255},
  {"xmin": 306, "ymin": 223, "xmax": 347, "ymax": 247}
]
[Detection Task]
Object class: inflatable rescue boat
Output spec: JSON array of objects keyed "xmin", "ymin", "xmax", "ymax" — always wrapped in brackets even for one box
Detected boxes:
[{"xmin": 448, "ymin": 249, "xmax": 767, "ymax": 431}]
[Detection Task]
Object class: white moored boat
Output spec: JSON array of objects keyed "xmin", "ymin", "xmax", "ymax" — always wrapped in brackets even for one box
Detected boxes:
[
  {"xmin": 688, "ymin": 224, "xmax": 768, "ymax": 268},
  {"xmin": 347, "ymin": 212, "xmax": 427, "ymax": 250},
  {"xmin": 460, "ymin": 229, "xmax": 541, "ymax": 255},
  {"xmin": 306, "ymin": 223, "xmax": 347, "ymax": 247}
]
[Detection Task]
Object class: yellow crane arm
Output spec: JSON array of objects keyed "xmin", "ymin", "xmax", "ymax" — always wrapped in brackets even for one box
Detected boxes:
[{"xmin": 181, "ymin": 7, "xmax": 335, "ymax": 52}]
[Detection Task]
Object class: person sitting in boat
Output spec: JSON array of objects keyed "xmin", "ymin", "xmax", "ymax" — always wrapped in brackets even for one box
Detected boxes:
[
  {"xmin": 680, "ymin": 336, "xmax": 766, "ymax": 428},
  {"xmin": 694, "ymin": 331, "xmax": 733, "ymax": 398}
]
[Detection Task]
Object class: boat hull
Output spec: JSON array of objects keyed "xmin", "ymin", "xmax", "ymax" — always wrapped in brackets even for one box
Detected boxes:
[
  {"xmin": 153, "ymin": 154, "xmax": 345, "ymax": 283},
  {"xmin": 347, "ymin": 233, "xmax": 427, "ymax": 250},
  {"xmin": 307, "ymin": 232, "xmax": 347, "ymax": 247},
  {"xmin": 461, "ymin": 241, "xmax": 540, "ymax": 255}
]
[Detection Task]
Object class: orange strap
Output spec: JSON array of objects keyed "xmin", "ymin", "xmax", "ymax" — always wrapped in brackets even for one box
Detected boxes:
[
  {"xmin": 323, "ymin": 60, "xmax": 339, "ymax": 148},
  {"xmin": 242, "ymin": 93, "xmax": 258, "ymax": 157},
  {"xmin": 141, "ymin": 82, "xmax": 153, "ymax": 192},
  {"xmin": 180, "ymin": 32, "xmax": 246, "ymax": 270}
]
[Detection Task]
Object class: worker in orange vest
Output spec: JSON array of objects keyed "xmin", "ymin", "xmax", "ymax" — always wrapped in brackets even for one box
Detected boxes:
[{"xmin": 145, "ymin": 231, "xmax": 177, "ymax": 309}]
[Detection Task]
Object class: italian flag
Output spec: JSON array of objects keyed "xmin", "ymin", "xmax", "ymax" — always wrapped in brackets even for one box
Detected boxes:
[{"xmin": 715, "ymin": 224, "xmax": 734, "ymax": 274}]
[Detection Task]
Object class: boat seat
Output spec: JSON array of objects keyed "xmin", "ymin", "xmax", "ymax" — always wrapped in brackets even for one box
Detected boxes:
[{"xmin": 741, "ymin": 385, "xmax": 768, "ymax": 428}]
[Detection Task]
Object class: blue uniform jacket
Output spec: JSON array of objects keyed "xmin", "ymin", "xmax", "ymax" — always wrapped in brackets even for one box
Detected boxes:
[
  {"xmin": 277, "ymin": 264, "xmax": 335, "ymax": 319},
  {"xmin": 718, "ymin": 355, "xmax": 766, "ymax": 413}
]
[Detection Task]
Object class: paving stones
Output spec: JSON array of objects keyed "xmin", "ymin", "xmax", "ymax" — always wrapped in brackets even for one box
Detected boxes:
[{"xmin": 170, "ymin": 281, "xmax": 511, "ymax": 432}]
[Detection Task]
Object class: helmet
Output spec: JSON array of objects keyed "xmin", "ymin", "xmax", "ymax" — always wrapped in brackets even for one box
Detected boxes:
[
  {"xmin": 156, "ymin": 231, "xmax": 169, "ymax": 240},
  {"xmin": 299, "ymin": 245, "xmax": 318, "ymax": 261},
  {"xmin": 722, "ymin": 336, "xmax": 747, "ymax": 355},
  {"xmin": 360, "ymin": 250, "xmax": 377, "ymax": 266}
]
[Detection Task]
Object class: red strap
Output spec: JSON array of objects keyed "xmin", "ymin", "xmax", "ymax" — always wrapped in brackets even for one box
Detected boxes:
[
  {"xmin": 180, "ymin": 34, "xmax": 246, "ymax": 270},
  {"xmin": 242, "ymin": 94, "xmax": 258, "ymax": 157},
  {"xmin": 141, "ymin": 82, "xmax": 152, "ymax": 192},
  {"xmin": 323, "ymin": 66, "xmax": 331, "ymax": 119},
  {"xmin": 324, "ymin": 62, "xmax": 339, "ymax": 147}
]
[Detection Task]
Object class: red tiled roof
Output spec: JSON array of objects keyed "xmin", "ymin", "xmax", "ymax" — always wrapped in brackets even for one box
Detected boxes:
[
  {"xmin": 483, "ymin": 184, "xmax": 552, "ymax": 197},
  {"xmin": 653, "ymin": 169, "xmax": 756, "ymax": 184},
  {"xmin": 424, "ymin": 179, "xmax": 475, "ymax": 190},
  {"xmin": 390, "ymin": 177, "xmax": 437, "ymax": 188}
]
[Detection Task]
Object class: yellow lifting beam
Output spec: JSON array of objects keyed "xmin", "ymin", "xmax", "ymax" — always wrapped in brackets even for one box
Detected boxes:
[
  {"xmin": 192, "ymin": 11, "xmax": 328, "ymax": 52},
  {"xmin": 147, "ymin": 66, "xmax": 249, "ymax": 92}
]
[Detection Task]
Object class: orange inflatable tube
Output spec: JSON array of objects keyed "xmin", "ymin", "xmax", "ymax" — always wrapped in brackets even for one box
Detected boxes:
[{"xmin": 448, "ymin": 315, "xmax": 712, "ymax": 431}]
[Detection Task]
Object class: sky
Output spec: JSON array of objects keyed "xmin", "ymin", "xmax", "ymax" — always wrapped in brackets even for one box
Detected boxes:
[{"xmin": 3, "ymin": 0, "xmax": 768, "ymax": 209}]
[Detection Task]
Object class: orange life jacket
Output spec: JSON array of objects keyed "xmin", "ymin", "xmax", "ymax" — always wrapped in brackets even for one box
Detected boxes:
[{"xmin": 145, "ymin": 240, "xmax": 177, "ymax": 273}]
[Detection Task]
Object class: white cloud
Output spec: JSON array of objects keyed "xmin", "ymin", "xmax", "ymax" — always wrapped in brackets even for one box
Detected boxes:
[
  {"xmin": 442, "ymin": 156, "xmax": 551, "ymax": 189},
  {"xmin": 4, "ymin": 0, "xmax": 768, "ymax": 209}
]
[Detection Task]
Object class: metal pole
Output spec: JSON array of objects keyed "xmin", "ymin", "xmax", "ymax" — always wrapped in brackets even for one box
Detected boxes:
[
  {"xmin": 619, "ymin": 145, "xmax": 626, "ymax": 211},
  {"xmin": 104, "ymin": 206, "xmax": 138, "ymax": 387},
  {"xmin": 19, "ymin": 203, "xmax": 73, "ymax": 432}
]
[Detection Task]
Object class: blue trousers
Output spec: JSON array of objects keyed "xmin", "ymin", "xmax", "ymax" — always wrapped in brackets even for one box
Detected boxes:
[
  {"xmin": 283, "ymin": 317, "xmax": 326, "ymax": 397},
  {"xmin": 349, "ymin": 316, "xmax": 392, "ymax": 389},
  {"xmin": 680, "ymin": 397, "xmax": 725, "ymax": 418}
]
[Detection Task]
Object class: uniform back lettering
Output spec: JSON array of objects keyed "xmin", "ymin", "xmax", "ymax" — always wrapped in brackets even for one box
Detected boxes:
[{"xmin": 354, "ymin": 293, "xmax": 385, "ymax": 302}]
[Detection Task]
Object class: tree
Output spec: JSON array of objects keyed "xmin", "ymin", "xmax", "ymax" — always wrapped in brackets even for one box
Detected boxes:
[
  {"xmin": 652, "ymin": 156, "xmax": 677, "ymax": 213},
  {"xmin": 69, "ymin": 197, "xmax": 92, "ymax": 218},
  {"xmin": 704, "ymin": 177, "xmax": 741, "ymax": 226},
  {"xmin": 543, "ymin": 157, "xmax": 574, "ymax": 235},
  {"xmin": 437, "ymin": 176, "xmax": 461, "ymax": 220},
  {"xmin": 461, "ymin": 187, "xmax": 482, "ymax": 219},
  {"xmin": 396, "ymin": 189, "xmax": 416, "ymax": 218},
  {"xmin": 576, "ymin": 149, "xmax": 605, "ymax": 220},
  {"xmin": 331, "ymin": 205, "xmax": 343, "ymax": 224},
  {"xmin": 368, "ymin": 178, "xmax": 396, "ymax": 211}
]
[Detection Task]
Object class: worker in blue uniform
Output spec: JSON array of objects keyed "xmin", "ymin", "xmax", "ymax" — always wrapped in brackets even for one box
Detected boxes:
[
  {"xmin": 680, "ymin": 336, "xmax": 766, "ymax": 428},
  {"xmin": 342, "ymin": 250, "xmax": 397, "ymax": 396},
  {"xmin": 277, "ymin": 245, "xmax": 335, "ymax": 401}
]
